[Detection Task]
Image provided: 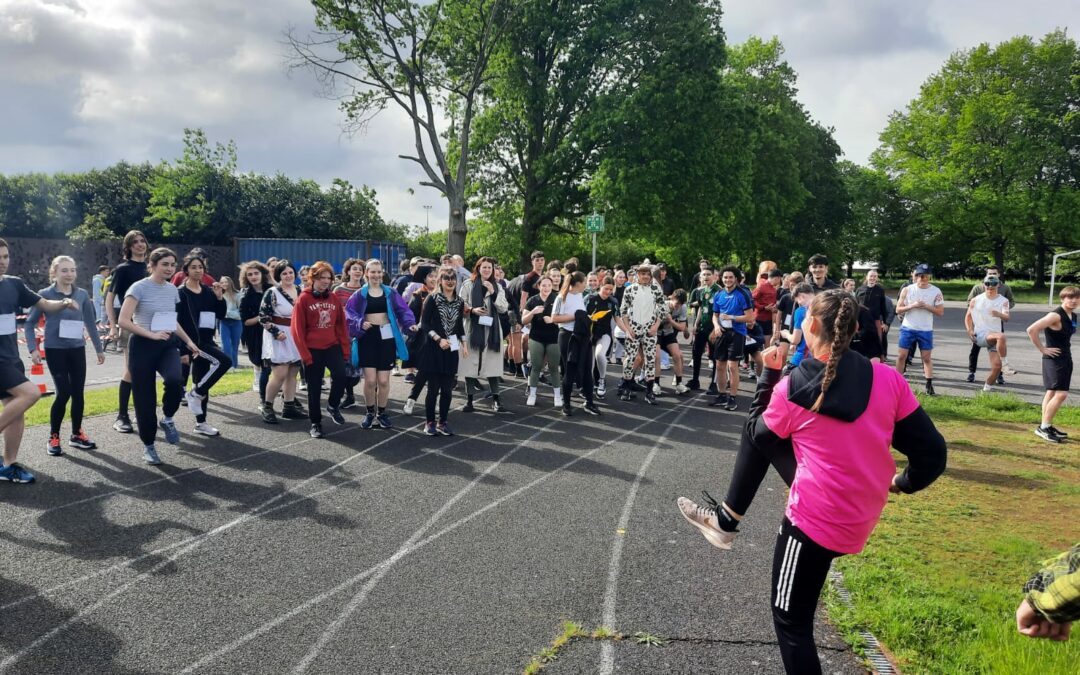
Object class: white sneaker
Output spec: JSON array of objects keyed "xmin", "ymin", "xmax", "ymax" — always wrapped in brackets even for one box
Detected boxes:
[
  {"xmin": 1001, "ymin": 364, "xmax": 1018, "ymax": 375},
  {"xmin": 553, "ymin": 388, "xmax": 564, "ymax": 408},
  {"xmin": 185, "ymin": 389, "xmax": 205, "ymax": 417},
  {"xmin": 597, "ymin": 383, "xmax": 606, "ymax": 398},
  {"xmin": 193, "ymin": 422, "xmax": 220, "ymax": 437},
  {"xmin": 527, "ymin": 387, "xmax": 538, "ymax": 406},
  {"xmin": 677, "ymin": 497, "xmax": 736, "ymax": 550},
  {"xmin": 675, "ymin": 383, "xmax": 689, "ymax": 395},
  {"xmin": 652, "ymin": 382, "xmax": 662, "ymax": 396},
  {"xmin": 403, "ymin": 398, "xmax": 415, "ymax": 415},
  {"xmin": 392, "ymin": 364, "xmax": 402, "ymax": 376},
  {"xmin": 982, "ymin": 383, "xmax": 993, "ymax": 393}
]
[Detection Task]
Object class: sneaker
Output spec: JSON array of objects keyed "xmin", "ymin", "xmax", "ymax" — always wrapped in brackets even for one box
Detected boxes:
[
  {"xmin": 113, "ymin": 416, "xmax": 134, "ymax": 434},
  {"xmin": 341, "ymin": 394, "xmax": 357, "ymax": 410},
  {"xmin": 925, "ymin": 381, "xmax": 936, "ymax": 396},
  {"xmin": 403, "ymin": 398, "xmax": 416, "ymax": 415},
  {"xmin": 260, "ymin": 402, "xmax": 279, "ymax": 424},
  {"xmin": 424, "ymin": 421, "xmax": 438, "ymax": 436},
  {"xmin": 997, "ymin": 374, "xmax": 1006, "ymax": 386},
  {"xmin": 47, "ymin": 433, "xmax": 63, "ymax": 456},
  {"xmin": 298, "ymin": 380, "xmax": 308, "ymax": 392},
  {"xmin": 281, "ymin": 401, "xmax": 306, "ymax": 420},
  {"xmin": 404, "ymin": 373, "xmax": 416, "ymax": 384},
  {"xmin": 706, "ymin": 382, "xmax": 719, "ymax": 396},
  {"xmin": 0, "ymin": 462, "xmax": 35, "ymax": 483},
  {"xmin": 583, "ymin": 402, "xmax": 602, "ymax": 416},
  {"xmin": 1035, "ymin": 426, "xmax": 1062, "ymax": 443},
  {"xmin": 326, "ymin": 406, "xmax": 346, "ymax": 426},
  {"xmin": 709, "ymin": 393, "xmax": 729, "ymax": 407},
  {"xmin": 361, "ymin": 413, "xmax": 376, "ymax": 429},
  {"xmin": 143, "ymin": 445, "xmax": 162, "ymax": 466},
  {"xmin": 644, "ymin": 389, "xmax": 657, "ymax": 405},
  {"xmin": 158, "ymin": 419, "xmax": 180, "ymax": 445},
  {"xmin": 392, "ymin": 364, "xmax": 402, "ymax": 376},
  {"xmin": 526, "ymin": 388, "xmax": 537, "ymax": 406},
  {"xmin": 309, "ymin": 423, "xmax": 324, "ymax": 439},
  {"xmin": 596, "ymin": 384, "xmax": 606, "ymax": 400},
  {"xmin": 492, "ymin": 398, "xmax": 508, "ymax": 413},
  {"xmin": 377, "ymin": 413, "xmax": 393, "ymax": 429},
  {"xmin": 677, "ymin": 494, "xmax": 736, "ymax": 550},
  {"xmin": 652, "ymin": 382, "xmax": 662, "ymax": 396},
  {"xmin": 1001, "ymin": 364, "xmax": 1018, "ymax": 376},
  {"xmin": 462, "ymin": 397, "xmax": 475, "ymax": 413},
  {"xmin": 553, "ymin": 389, "xmax": 564, "ymax": 408},
  {"xmin": 436, "ymin": 421, "xmax": 454, "ymax": 436},
  {"xmin": 1048, "ymin": 425, "xmax": 1069, "ymax": 439},
  {"xmin": 674, "ymin": 383, "xmax": 689, "ymax": 395},
  {"xmin": 562, "ymin": 405, "xmax": 572, "ymax": 417},
  {"xmin": 965, "ymin": 372, "xmax": 975, "ymax": 383},
  {"xmin": 69, "ymin": 430, "xmax": 96, "ymax": 450},
  {"xmin": 982, "ymin": 384, "xmax": 993, "ymax": 393},
  {"xmin": 184, "ymin": 389, "xmax": 206, "ymax": 417},
  {"xmin": 724, "ymin": 398, "xmax": 738, "ymax": 412},
  {"xmin": 687, "ymin": 379, "xmax": 701, "ymax": 391},
  {"xmin": 193, "ymin": 422, "xmax": 220, "ymax": 437},
  {"xmin": 628, "ymin": 379, "xmax": 647, "ymax": 392}
]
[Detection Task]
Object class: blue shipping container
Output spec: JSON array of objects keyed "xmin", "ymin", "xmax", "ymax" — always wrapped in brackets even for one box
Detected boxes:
[{"xmin": 234, "ymin": 239, "xmax": 408, "ymax": 275}]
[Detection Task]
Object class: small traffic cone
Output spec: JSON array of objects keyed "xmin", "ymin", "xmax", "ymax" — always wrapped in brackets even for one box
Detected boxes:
[{"xmin": 29, "ymin": 362, "xmax": 52, "ymax": 397}]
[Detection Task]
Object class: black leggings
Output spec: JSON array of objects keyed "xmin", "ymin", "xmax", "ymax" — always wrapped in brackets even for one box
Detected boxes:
[
  {"xmin": 47, "ymin": 347, "xmax": 87, "ymax": 435},
  {"xmin": 691, "ymin": 330, "xmax": 715, "ymax": 383},
  {"xmin": 305, "ymin": 347, "xmax": 347, "ymax": 424},
  {"xmin": 424, "ymin": 373, "xmax": 455, "ymax": 422},
  {"xmin": 128, "ymin": 335, "xmax": 183, "ymax": 447},
  {"xmin": 188, "ymin": 343, "xmax": 231, "ymax": 423},
  {"xmin": 558, "ymin": 330, "xmax": 593, "ymax": 404},
  {"xmin": 408, "ymin": 370, "xmax": 430, "ymax": 401}
]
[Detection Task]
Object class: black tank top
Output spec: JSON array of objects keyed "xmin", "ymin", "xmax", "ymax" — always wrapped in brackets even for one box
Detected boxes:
[
  {"xmin": 1044, "ymin": 307, "xmax": 1075, "ymax": 358},
  {"xmin": 366, "ymin": 291, "xmax": 388, "ymax": 314}
]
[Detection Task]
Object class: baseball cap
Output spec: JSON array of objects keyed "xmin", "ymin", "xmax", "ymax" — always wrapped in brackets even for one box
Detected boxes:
[{"xmin": 913, "ymin": 263, "xmax": 931, "ymax": 275}]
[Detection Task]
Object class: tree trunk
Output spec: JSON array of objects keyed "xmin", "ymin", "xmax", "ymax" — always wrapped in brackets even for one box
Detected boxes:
[
  {"xmin": 446, "ymin": 196, "xmax": 467, "ymax": 257},
  {"xmin": 518, "ymin": 194, "xmax": 541, "ymax": 273},
  {"xmin": 993, "ymin": 240, "xmax": 1006, "ymax": 275},
  {"xmin": 1033, "ymin": 227, "xmax": 1047, "ymax": 290}
]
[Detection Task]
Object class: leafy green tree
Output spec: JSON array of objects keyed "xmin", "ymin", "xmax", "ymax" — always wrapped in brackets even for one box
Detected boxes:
[{"xmin": 144, "ymin": 128, "xmax": 238, "ymax": 240}]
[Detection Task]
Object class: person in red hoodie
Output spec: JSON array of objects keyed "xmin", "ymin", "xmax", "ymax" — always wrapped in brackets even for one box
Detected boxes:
[{"xmin": 291, "ymin": 261, "xmax": 350, "ymax": 439}]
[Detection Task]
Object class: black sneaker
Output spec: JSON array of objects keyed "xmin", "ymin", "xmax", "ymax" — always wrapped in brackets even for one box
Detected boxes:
[
  {"xmin": 687, "ymin": 379, "xmax": 701, "ymax": 391},
  {"xmin": 326, "ymin": 406, "xmax": 345, "ymax": 425},
  {"xmin": 260, "ymin": 403, "xmax": 279, "ymax": 425},
  {"xmin": 113, "ymin": 416, "xmax": 134, "ymax": 433},
  {"xmin": 706, "ymin": 382, "xmax": 719, "ymax": 396},
  {"xmin": 708, "ymin": 393, "xmax": 729, "ymax": 407},
  {"xmin": 1048, "ymin": 425, "xmax": 1069, "ymax": 439},
  {"xmin": 404, "ymin": 373, "xmax": 416, "ymax": 384},
  {"xmin": 724, "ymin": 398, "xmax": 738, "ymax": 412},
  {"xmin": 462, "ymin": 396, "xmax": 475, "ymax": 413},
  {"xmin": 1035, "ymin": 426, "xmax": 1061, "ymax": 443},
  {"xmin": 965, "ymin": 372, "xmax": 975, "ymax": 383},
  {"xmin": 562, "ymin": 405, "xmax": 573, "ymax": 417},
  {"xmin": 281, "ymin": 402, "xmax": 306, "ymax": 419},
  {"xmin": 340, "ymin": 394, "xmax": 357, "ymax": 409},
  {"xmin": 997, "ymin": 374, "xmax": 1006, "ymax": 386},
  {"xmin": 492, "ymin": 397, "xmax": 508, "ymax": 413},
  {"xmin": 309, "ymin": 423, "xmax": 324, "ymax": 439},
  {"xmin": 925, "ymin": 381, "xmax": 936, "ymax": 396},
  {"xmin": 644, "ymin": 389, "xmax": 657, "ymax": 405},
  {"xmin": 583, "ymin": 402, "xmax": 602, "ymax": 416}
]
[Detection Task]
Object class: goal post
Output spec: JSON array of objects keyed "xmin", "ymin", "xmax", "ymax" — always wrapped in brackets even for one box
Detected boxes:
[{"xmin": 1049, "ymin": 249, "xmax": 1080, "ymax": 306}]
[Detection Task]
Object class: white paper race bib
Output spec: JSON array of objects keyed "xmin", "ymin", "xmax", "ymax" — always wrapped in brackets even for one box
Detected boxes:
[
  {"xmin": 151, "ymin": 311, "xmax": 177, "ymax": 332},
  {"xmin": 744, "ymin": 335, "xmax": 756, "ymax": 346},
  {"xmin": 720, "ymin": 319, "xmax": 732, "ymax": 329},
  {"xmin": 0, "ymin": 314, "xmax": 16, "ymax": 335},
  {"xmin": 449, "ymin": 335, "xmax": 460, "ymax": 352},
  {"xmin": 478, "ymin": 315, "xmax": 494, "ymax": 327},
  {"xmin": 199, "ymin": 311, "xmax": 217, "ymax": 329},
  {"xmin": 380, "ymin": 324, "xmax": 394, "ymax": 340},
  {"xmin": 59, "ymin": 319, "xmax": 84, "ymax": 340},
  {"xmin": 522, "ymin": 326, "xmax": 532, "ymax": 336}
]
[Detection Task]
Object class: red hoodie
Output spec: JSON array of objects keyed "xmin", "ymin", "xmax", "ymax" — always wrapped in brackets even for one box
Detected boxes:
[{"xmin": 291, "ymin": 289, "xmax": 349, "ymax": 365}]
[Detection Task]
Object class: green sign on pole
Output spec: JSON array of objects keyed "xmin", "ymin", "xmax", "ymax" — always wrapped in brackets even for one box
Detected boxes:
[{"xmin": 585, "ymin": 214, "xmax": 605, "ymax": 233}]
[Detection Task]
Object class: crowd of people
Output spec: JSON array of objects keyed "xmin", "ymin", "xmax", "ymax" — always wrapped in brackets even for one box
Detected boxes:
[{"xmin": 0, "ymin": 232, "xmax": 1075, "ymax": 672}]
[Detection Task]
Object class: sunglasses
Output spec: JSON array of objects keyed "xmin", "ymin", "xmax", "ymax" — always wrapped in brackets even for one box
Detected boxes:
[{"xmin": 441, "ymin": 275, "xmax": 457, "ymax": 282}]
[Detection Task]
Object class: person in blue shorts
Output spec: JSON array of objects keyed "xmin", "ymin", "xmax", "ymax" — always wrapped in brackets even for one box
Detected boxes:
[
  {"xmin": 895, "ymin": 263, "xmax": 944, "ymax": 395},
  {"xmin": 709, "ymin": 265, "xmax": 754, "ymax": 411}
]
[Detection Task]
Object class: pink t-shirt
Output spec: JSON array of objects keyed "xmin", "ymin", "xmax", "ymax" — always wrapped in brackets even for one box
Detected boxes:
[{"xmin": 762, "ymin": 361, "xmax": 920, "ymax": 554}]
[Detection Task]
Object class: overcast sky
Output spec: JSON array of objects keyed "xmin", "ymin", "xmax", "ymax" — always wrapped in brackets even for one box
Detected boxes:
[{"xmin": 1, "ymin": 0, "xmax": 1077, "ymax": 230}]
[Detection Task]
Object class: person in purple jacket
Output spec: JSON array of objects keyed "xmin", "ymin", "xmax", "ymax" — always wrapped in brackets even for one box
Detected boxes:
[
  {"xmin": 677, "ymin": 289, "xmax": 947, "ymax": 675},
  {"xmin": 345, "ymin": 259, "xmax": 415, "ymax": 430}
]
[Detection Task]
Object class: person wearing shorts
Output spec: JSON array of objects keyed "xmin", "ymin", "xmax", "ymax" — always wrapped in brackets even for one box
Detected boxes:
[
  {"xmin": 964, "ymin": 276, "xmax": 1011, "ymax": 393},
  {"xmin": 895, "ymin": 263, "xmax": 944, "ymax": 395},
  {"xmin": 709, "ymin": 266, "xmax": 754, "ymax": 411},
  {"xmin": 656, "ymin": 289, "xmax": 689, "ymax": 395},
  {"xmin": 1027, "ymin": 286, "xmax": 1080, "ymax": 443}
]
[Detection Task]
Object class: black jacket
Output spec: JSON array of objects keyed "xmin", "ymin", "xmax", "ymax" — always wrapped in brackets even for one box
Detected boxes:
[{"xmin": 178, "ymin": 284, "xmax": 226, "ymax": 352}]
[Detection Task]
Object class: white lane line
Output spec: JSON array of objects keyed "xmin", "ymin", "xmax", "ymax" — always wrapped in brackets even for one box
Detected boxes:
[
  {"xmin": 597, "ymin": 402, "xmax": 697, "ymax": 675},
  {"xmin": 179, "ymin": 396, "xmax": 703, "ymax": 673}
]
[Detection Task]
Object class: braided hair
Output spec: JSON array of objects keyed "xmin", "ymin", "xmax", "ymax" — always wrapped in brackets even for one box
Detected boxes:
[{"xmin": 808, "ymin": 289, "xmax": 858, "ymax": 413}]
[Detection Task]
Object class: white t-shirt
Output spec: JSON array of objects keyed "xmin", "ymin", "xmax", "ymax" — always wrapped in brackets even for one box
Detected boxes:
[
  {"xmin": 900, "ymin": 284, "xmax": 943, "ymax": 332},
  {"xmin": 970, "ymin": 293, "xmax": 1009, "ymax": 334},
  {"xmin": 553, "ymin": 292, "xmax": 586, "ymax": 332}
]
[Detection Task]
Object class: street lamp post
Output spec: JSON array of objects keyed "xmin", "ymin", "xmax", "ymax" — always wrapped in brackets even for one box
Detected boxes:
[{"xmin": 423, "ymin": 205, "xmax": 432, "ymax": 230}]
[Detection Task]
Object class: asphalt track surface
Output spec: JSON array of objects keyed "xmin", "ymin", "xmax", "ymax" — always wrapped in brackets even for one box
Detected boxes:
[{"xmin": 0, "ymin": 367, "xmax": 867, "ymax": 674}]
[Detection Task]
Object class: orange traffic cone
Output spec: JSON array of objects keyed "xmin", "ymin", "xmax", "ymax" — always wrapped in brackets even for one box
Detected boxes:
[{"xmin": 29, "ymin": 362, "xmax": 52, "ymax": 397}]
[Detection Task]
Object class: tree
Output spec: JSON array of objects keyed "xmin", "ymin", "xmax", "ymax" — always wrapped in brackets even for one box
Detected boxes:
[
  {"xmin": 292, "ymin": 0, "xmax": 512, "ymax": 255},
  {"xmin": 144, "ymin": 128, "xmax": 238, "ymax": 240}
]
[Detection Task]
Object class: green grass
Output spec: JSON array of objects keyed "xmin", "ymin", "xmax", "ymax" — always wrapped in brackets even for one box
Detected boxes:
[
  {"xmin": 25, "ymin": 370, "xmax": 254, "ymax": 428},
  {"xmin": 882, "ymin": 278, "xmax": 1052, "ymax": 304},
  {"xmin": 825, "ymin": 398, "xmax": 1080, "ymax": 674}
]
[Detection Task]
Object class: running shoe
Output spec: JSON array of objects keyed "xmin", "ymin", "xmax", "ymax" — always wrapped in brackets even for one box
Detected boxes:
[
  {"xmin": 113, "ymin": 416, "xmax": 134, "ymax": 434},
  {"xmin": 674, "ymin": 383, "xmax": 689, "ymax": 395},
  {"xmin": 0, "ymin": 463, "xmax": 35, "ymax": 483},
  {"xmin": 677, "ymin": 493, "xmax": 736, "ymax": 550},
  {"xmin": 965, "ymin": 372, "xmax": 975, "ymax": 383},
  {"xmin": 361, "ymin": 413, "xmax": 376, "ymax": 429},
  {"xmin": 281, "ymin": 401, "xmax": 306, "ymax": 420},
  {"xmin": 644, "ymin": 389, "xmax": 657, "ymax": 405},
  {"xmin": 982, "ymin": 384, "xmax": 993, "ymax": 393},
  {"xmin": 298, "ymin": 380, "xmax": 308, "ymax": 392},
  {"xmin": 596, "ymin": 383, "xmax": 606, "ymax": 399},
  {"xmin": 1048, "ymin": 426, "xmax": 1069, "ymax": 438},
  {"xmin": 652, "ymin": 382, "xmax": 662, "ymax": 396},
  {"xmin": 377, "ymin": 413, "xmax": 393, "ymax": 429},
  {"xmin": 706, "ymin": 383, "xmax": 719, "ymax": 396},
  {"xmin": 997, "ymin": 374, "xmax": 1006, "ymax": 386},
  {"xmin": 326, "ymin": 406, "xmax": 346, "ymax": 426},
  {"xmin": 1035, "ymin": 426, "xmax": 1062, "ymax": 443},
  {"xmin": 553, "ymin": 389, "xmax": 564, "ymax": 408},
  {"xmin": 260, "ymin": 402, "xmax": 279, "ymax": 424},
  {"xmin": 436, "ymin": 421, "xmax": 454, "ymax": 436},
  {"xmin": 69, "ymin": 430, "xmax": 97, "ymax": 450},
  {"xmin": 159, "ymin": 419, "xmax": 180, "ymax": 444},
  {"xmin": 309, "ymin": 423, "xmax": 324, "ymax": 439},
  {"xmin": 724, "ymin": 398, "xmax": 738, "ymax": 412},
  {"xmin": 143, "ymin": 445, "xmax": 162, "ymax": 465},
  {"xmin": 687, "ymin": 379, "xmax": 701, "ymax": 391},
  {"xmin": 462, "ymin": 397, "xmax": 475, "ymax": 413},
  {"xmin": 708, "ymin": 393, "xmax": 729, "ymax": 407},
  {"xmin": 561, "ymin": 405, "xmax": 572, "ymax": 417},
  {"xmin": 47, "ymin": 433, "xmax": 63, "ymax": 456},
  {"xmin": 341, "ymin": 394, "xmax": 357, "ymax": 409},
  {"xmin": 193, "ymin": 422, "xmax": 220, "ymax": 437},
  {"xmin": 1001, "ymin": 364, "xmax": 1018, "ymax": 376},
  {"xmin": 583, "ymin": 402, "xmax": 602, "ymax": 416},
  {"xmin": 924, "ymin": 381, "xmax": 936, "ymax": 396},
  {"xmin": 403, "ymin": 398, "xmax": 416, "ymax": 415},
  {"xmin": 424, "ymin": 421, "xmax": 438, "ymax": 436},
  {"xmin": 392, "ymin": 364, "xmax": 402, "ymax": 376},
  {"xmin": 526, "ymin": 389, "xmax": 538, "ymax": 407},
  {"xmin": 492, "ymin": 398, "xmax": 508, "ymax": 413},
  {"xmin": 184, "ymin": 389, "xmax": 205, "ymax": 417},
  {"xmin": 404, "ymin": 373, "xmax": 416, "ymax": 384}
]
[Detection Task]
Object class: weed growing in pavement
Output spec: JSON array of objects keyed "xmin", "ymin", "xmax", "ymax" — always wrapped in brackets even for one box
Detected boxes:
[
  {"xmin": 523, "ymin": 621, "xmax": 634, "ymax": 674},
  {"xmin": 632, "ymin": 632, "xmax": 666, "ymax": 647}
]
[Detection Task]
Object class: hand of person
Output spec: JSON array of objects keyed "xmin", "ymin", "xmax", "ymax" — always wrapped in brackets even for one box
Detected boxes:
[
  {"xmin": 967, "ymin": 331, "xmax": 976, "ymax": 342},
  {"xmin": 483, "ymin": 281, "xmax": 495, "ymax": 294},
  {"xmin": 1044, "ymin": 347, "xmax": 1062, "ymax": 358},
  {"xmin": 96, "ymin": 352, "xmax": 106, "ymax": 365},
  {"xmin": 409, "ymin": 324, "xmax": 419, "ymax": 333},
  {"xmin": 461, "ymin": 344, "xmax": 469, "ymax": 359},
  {"xmin": 769, "ymin": 335, "xmax": 780, "ymax": 347},
  {"xmin": 1017, "ymin": 598, "xmax": 1072, "ymax": 641},
  {"xmin": 439, "ymin": 338, "xmax": 450, "ymax": 350},
  {"xmin": 275, "ymin": 331, "xmax": 287, "ymax": 342},
  {"xmin": 153, "ymin": 331, "xmax": 171, "ymax": 341},
  {"xmin": 762, "ymin": 345, "xmax": 784, "ymax": 371},
  {"xmin": 710, "ymin": 328, "xmax": 721, "ymax": 340},
  {"xmin": 362, "ymin": 321, "xmax": 372, "ymax": 330},
  {"xmin": 109, "ymin": 328, "xmax": 118, "ymax": 341},
  {"xmin": 30, "ymin": 350, "xmax": 41, "ymax": 366},
  {"xmin": 181, "ymin": 355, "xmax": 190, "ymax": 366},
  {"xmin": 187, "ymin": 343, "xmax": 201, "ymax": 357},
  {"xmin": 543, "ymin": 316, "xmax": 553, "ymax": 324},
  {"xmin": 647, "ymin": 326, "xmax": 658, "ymax": 337},
  {"xmin": 626, "ymin": 329, "xmax": 637, "ymax": 341},
  {"xmin": 63, "ymin": 298, "xmax": 76, "ymax": 310},
  {"xmin": 473, "ymin": 307, "xmax": 488, "ymax": 316}
]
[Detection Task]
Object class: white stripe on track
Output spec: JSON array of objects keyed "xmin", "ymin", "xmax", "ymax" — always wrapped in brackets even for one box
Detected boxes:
[
  {"xmin": 597, "ymin": 400, "xmax": 697, "ymax": 675},
  {"xmin": 179, "ymin": 396, "xmax": 705, "ymax": 673}
]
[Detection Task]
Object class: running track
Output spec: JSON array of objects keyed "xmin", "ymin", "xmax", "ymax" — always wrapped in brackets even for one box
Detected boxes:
[{"xmin": 1, "ymin": 375, "xmax": 865, "ymax": 673}]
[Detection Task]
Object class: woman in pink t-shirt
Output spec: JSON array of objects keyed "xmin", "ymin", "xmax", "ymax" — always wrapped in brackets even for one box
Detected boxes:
[{"xmin": 678, "ymin": 289, "xmax": 947, "ymax": 675}]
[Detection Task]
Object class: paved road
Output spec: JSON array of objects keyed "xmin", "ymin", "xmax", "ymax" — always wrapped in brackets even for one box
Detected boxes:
[{"xmin": 0, "ymin": 372, "xmax": 865, "ymax": 674}]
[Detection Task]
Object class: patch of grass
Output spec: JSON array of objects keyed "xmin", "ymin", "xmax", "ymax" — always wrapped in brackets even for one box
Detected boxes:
[
  {"xmin": 825, "ymin": 411, "xmax": 1079, "ymax": 674},
  {"xmin": 915, "ymin": 390, "xmax": 1080, "ymax": 428},
  {"xmin": 632, "ymin": 632, "xmax": 666, "ymax": 647},
  {"xmin": 24, "ymin": 370, "xmax": 254, "ymax": 428},
  {"xmin": 882, "ymin": 278, "xmax": 1051, "ymax": 304},
  {"xmin": 523, "ymin": 622, "xmax": 630, "ymax": 674}
]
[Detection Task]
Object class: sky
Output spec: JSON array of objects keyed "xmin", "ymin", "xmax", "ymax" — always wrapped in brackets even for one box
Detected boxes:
[{"xmin": 1, "ymin": 0, "xmax": 1077, "ymax": 231}]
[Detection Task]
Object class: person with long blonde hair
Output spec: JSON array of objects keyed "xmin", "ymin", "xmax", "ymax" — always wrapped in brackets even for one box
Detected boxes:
[{"xmin": 218, "ymin": 275, "xmax": 242, "ymax": 370}]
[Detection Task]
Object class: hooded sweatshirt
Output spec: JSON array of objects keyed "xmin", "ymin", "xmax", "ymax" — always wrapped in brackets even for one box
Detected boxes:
[
  {"xmin": 291, "ymin": 288, "xmax": 349, "ymax": 365},
  {"xmin": 748, "ymin": 350, "xmax": 946, "ymax": 554}
]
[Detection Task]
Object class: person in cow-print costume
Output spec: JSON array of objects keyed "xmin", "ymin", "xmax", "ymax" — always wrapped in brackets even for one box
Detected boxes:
[{"xmin": 617, "ymin": 265, "xmax": 668, "ymax": 404}]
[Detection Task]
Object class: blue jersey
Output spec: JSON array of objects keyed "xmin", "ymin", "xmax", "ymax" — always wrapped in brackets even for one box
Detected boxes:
[
  {"xmin": 790, "ymin": 305, "xmax": 808, "ymax": 366},
  {"xmin": 711, "ymin": 287, "xmax": 753, "ymax": 336}
]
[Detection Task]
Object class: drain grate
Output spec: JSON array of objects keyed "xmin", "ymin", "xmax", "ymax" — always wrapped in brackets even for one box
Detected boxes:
[{"xmin": 828, "ymin": 568, "xmax": 897, "ymax": 675}]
